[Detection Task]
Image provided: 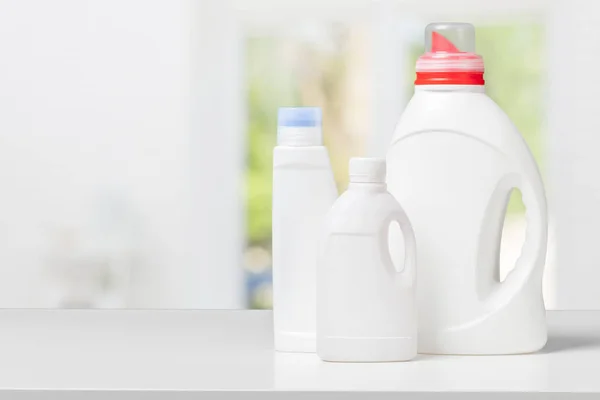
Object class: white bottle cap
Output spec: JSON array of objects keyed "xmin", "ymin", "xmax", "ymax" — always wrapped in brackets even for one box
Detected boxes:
[
  {"xmin": 349, "ymin": 157, "xmax": 386, "ymax": 183},
  {"xmin": 277, "ymin": 107, "xmax": 323, "ymax": 146}
]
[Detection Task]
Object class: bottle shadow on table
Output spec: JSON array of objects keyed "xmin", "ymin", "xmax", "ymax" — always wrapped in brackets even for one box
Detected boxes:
[{"xmin": 539, "ymin": 333, "xmax": 600, "ymax": 354}]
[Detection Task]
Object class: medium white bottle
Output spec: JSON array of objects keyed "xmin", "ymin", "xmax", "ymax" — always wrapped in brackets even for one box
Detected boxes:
[
  {"xmin": 317, "ymin": 158, "xmax": 417, "ymax": 362},
  {"xmin": 272, "ymin": 107, "xmax": 338, "ymax": 353}
]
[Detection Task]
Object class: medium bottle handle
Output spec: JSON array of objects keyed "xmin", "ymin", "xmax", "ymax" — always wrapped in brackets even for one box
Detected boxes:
[
  {"xmin": 478, "ymin": 171, "xmax": 548, "ymax": 310},
  {"xmin": 381, "ymin": 208, "xmax": 417, "ymax": 288}
]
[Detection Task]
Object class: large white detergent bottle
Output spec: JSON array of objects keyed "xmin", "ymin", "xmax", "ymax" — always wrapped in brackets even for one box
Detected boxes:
[{"xmin": 387, "ymin": 23, "xmax": 548, "ymax": 355}]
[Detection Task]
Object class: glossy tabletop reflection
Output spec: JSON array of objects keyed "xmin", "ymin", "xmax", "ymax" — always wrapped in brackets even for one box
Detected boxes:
[{"xmin": 0, "ymin": 310, "xmax": 597, "ymax": 398}]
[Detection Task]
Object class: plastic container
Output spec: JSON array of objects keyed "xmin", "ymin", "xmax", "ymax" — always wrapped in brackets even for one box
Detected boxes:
[
  {"xmin": 272, "ymin": 107, "xmax": 338, "ymax": 353},
  {"xmin": 317, "ymin": 158, "xmax": 417, "ymax": 362},
  {"xmin": 387, "ymin": 23, "xmax": 548, "ymax": 355}
]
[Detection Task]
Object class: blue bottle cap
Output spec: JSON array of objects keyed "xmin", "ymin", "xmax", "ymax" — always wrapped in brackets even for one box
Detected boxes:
[{"xmin": 277, "ymin": 107, "xmax": 322, "ymax": 127}]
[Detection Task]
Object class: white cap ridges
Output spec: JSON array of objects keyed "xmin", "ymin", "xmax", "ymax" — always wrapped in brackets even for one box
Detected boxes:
[
  {"xmin": 349, "ymin": 157, "xmax": 386, "ymax": 183},
  {"xmin": 277, "ymin": 126, "xmax": 322, "ymax": 146}
]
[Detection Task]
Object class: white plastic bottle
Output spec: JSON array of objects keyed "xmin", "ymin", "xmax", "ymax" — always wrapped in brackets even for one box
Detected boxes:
[
  {"xmin": 272, "ymin": 107, "xmax": 338, "ymax": 353},
  {"xmin": 387, "ymin": 23, "xmax": 548, "ymax": 355},
  {"xmin": 317, "ymin": 158, "xmax": 417, "ymax": 362}
]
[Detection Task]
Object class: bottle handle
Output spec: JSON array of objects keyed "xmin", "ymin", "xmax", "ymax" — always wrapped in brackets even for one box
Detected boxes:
[
  {"xmin": 381, "ymin": 208, "xmax": 417, "ymax": 288},
  {"xmin": 477, "ymin": 171, "xmax": 547, "ymax": 309}
]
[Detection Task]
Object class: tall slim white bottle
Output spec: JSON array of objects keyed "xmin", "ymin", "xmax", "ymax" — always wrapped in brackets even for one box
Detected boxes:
[{"xmin": 272, "ymin": 107, "xmax": 338, "ymax": 353}]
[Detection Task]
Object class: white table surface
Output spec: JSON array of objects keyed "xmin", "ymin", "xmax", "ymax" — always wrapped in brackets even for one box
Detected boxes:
[{"xmin": 0, "ymin": 309, "xmax": 598, "ymax": 399}]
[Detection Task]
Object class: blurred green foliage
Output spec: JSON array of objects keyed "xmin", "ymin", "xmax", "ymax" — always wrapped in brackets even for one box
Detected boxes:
[
  {"xmin": 480, "ymin": 24, "xmax": 544, "ymax": 214},
  {"xmin": 245, "ymin": 38, "xmax": 298, "ymax": 246},
  {"xmin": 478, "ymin": 24, "xmax": 544, "ymax": 166},
  {"xmin": 246, "ymin": 24, "xmax": 545, "ymax": 246},
  {"xmin": 476, "ymin": 24, "xmax": 545, "ymax": 213}
]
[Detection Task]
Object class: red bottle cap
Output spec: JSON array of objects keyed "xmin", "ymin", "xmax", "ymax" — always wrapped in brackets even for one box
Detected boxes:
[{"xmin": 415, "ymin": 23, "xmax": 484, "ymax": 86}]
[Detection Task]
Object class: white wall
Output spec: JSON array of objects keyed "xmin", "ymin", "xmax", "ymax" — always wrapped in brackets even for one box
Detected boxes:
[
  {"xmin": 0, "ymin": 0, "xmax": 243, "ymax": 308},
  {"xmin": 189, "ymin": 0, "xmax": 245, "ymax": 309},
  {"xmin": 548, "ymin": 0, "xmax": 600, "ymax": 309}
]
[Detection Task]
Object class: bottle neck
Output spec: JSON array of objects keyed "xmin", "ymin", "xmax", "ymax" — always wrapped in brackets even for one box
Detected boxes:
[
  {"xmin": 348, "ymin": 182, "xmax": 387, "ymax": 192},
  {"xmin": 415, "ymin": 84, "xmax": 485, "ymax": 93}
]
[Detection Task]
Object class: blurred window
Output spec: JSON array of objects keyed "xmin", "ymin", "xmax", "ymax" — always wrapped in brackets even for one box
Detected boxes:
[{"xmin": 244, "ymin": 18, "xmax": 546, "ymax": 309}]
